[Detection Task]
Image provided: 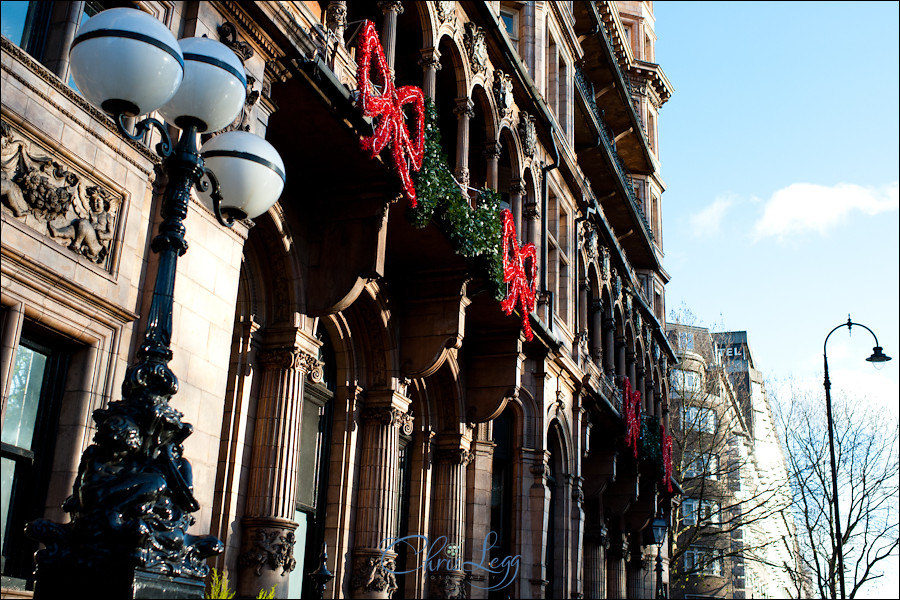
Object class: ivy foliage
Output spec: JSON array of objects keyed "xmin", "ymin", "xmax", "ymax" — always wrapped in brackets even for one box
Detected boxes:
[{"xmin": 409, "ymin": 99, "xmax": 505, "ymax": 300}]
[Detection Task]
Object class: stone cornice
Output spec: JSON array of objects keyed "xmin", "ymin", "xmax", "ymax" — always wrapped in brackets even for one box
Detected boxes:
[
  {"xmin": 214, "ymin": 1, "xmax": 281, "ymax": 61},
  {"xmin": 630, "ymin": 59, "xmax": 673, "ymax": 106}
]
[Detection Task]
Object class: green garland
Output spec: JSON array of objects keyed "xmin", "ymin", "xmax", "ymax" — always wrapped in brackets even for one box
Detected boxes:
[
  {"xmin": 410, "ymin": 99, "xmax": 506, "ymax": 301},
  {"xmin": 640, "ymin": 414, "xmax": 665, "ymax": 479}
]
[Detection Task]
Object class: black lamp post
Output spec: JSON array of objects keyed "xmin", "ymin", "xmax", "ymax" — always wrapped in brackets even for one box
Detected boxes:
[
  {"xmin": 24, "ymin": 8, "xmax": 285, "ymax": 598},
  {"xmin": 651, "ymin": 513, "xmax": 669, "ymax": 599},
  {"xmin": 822, "ymin": 316, "xmax": 891, "ymax": 600}
]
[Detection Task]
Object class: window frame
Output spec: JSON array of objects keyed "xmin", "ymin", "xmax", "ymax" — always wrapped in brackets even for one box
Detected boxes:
[
  {"xmin": 685, "ymin": 545, "xmax": 725, "ymax": 577},
  {"xmin": 1, "ymin": 335, "xmax": 69, "ymax": 587}
]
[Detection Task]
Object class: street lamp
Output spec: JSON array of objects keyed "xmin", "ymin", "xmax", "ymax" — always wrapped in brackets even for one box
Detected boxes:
[
  {"xmin": 25, "ymin": 8, "xmax": 285, "ymax": 598},
  {"xmin": 822, "ymin": 316, "xmax": 891, "ymax": 600},
  {"xmin": 651, "ymin": 513, "xmax": 669, "ymax": 600}
]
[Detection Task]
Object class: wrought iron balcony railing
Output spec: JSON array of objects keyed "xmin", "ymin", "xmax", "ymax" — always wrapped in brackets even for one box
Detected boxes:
[{"xmin": 574, "ymin": 64, "xmax": 654, "ymax": 242}]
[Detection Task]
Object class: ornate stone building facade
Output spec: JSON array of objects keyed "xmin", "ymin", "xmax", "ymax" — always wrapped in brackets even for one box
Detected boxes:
[
  {"xmin": 1, "ymin": 2, "xmax": 675, "ymax": 598},
  {"xmin": 667, "ymin": 325, "xmax": 803, "ymax": 599}
]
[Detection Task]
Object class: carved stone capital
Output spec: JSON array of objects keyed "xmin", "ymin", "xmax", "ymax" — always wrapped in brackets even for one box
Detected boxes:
[
  {"xmin": 258, "ymin": 348, "xmax": 315, "ymax": 373},
  {"xmin": 508, "ymin": 178, "xmax": 527, "ymax": 197},
  {"xmin": 351, "ymin": 551, "xmax": 398, "ymax": 597},
  {"xmin": 523, "ymin": 202, "xmax": 540, "ymax": 220},
  {"xmin": 238, "ymin": 518, "xmax": 298, "ymax": 576},
  {"xmin": 453, "ymin": 97, "xmax": 475, "ymax": 120},
  {"xmin": 378, "ymin": 0, "xmax": 404, "ymax": 15},
  {"xmin": 361, "ymin": 405, "xmax": 412, "ymax": 431},
  {"xmin": 429, "ymin": 570, "xmax": 467, "ymax": 599},
  {"xmin": 572, "ymin": 478, "xmax": 585, "ymax": 507},
  {"xmin": 433, "ymin": 447, "xmax": 473, "ymax": 466},
  {"xmin": 419, "ymin": 47, "xmax": 442, "ymax": 72},
  {"xmin": 483, "ymin": 140, "xmax": 502, "ymax": 160}
]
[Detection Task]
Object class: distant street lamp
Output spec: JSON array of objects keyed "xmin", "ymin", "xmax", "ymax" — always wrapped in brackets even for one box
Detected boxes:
[
  {"xmin": 651, "ymin": 513, "xmax": 669, "ymax": 599},
  {"xmin": 823, "ymin": 316, "xmax": 891, "ymax": 600},
  {"xmin": 25, "ymin": 8, "xmax": 285, "ymax": 598}
]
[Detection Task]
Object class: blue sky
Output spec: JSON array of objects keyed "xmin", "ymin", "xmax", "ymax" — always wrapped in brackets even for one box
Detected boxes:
[{"xmin": 654, "ymin": 1, "xmax": 899, "ymax": 595}]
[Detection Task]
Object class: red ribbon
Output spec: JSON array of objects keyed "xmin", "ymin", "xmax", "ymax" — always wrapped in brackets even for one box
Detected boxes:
[
  {"xmin": 661, "ymin": 422, "xmax": 673, "ymax": 492},
  {"xmin": 624, "ymin": 377, "xmax": 641, "ymax": 458},
  {"xmin": 499, "ymin": 209, "xmax": 537, "ymax": 340},
  {"xmin": 356, "ymin": 20, "xmax": 425, "ymax": 205}
]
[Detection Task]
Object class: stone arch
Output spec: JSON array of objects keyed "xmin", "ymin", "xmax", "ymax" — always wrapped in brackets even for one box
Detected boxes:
[
  {"xmin": 467, "ymin": 83, "xmax": 494, "ymax": 192},
  {"xmin": 624, "ymin": 319, "xmax": 637, "ymax": 386},
  {"xmin": 505, "ymin": 385, "xmax": 540, "ymax": 450},
  {"xmin": 435, "ymin": 31, "xmax": 469, "ymax": 186},
  {"xmin": 341, "ymin": 280, "xmax": 401, "ymax": 390},
  {"xmin": 547, "ymin": 413, "xmax": 575, "ymax": 477},
  {"xmin": 240, "ymin": 207, "xmax": 304, "ymax": 329},
  {"xmin": 497, "ymin": 124, "xmax": 525, "ymax": 217},
  {"xmin": 426, "ymin": 354, "xmax": 466, "ymax": 434},
  {"xmin": 586, "ymin": 264, "xmax": 603, "ymax": 363},
  {"xmin": 436, "ymin": 29, "xmax": 470, "ymax": 100},
  {"xmin": 520, "ymin": 165, "xmax": 539, "ymax": 245},
  {"xmin": 394, "ymin": 1, "xmax": 435, "ymax": 90}
]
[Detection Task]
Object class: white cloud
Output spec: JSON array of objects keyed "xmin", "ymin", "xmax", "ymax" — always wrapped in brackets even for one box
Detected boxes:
[
  {"xmin": 690, "ymin": 195, "xmax": 734, "ymax": 237},
  {"xmin": 752, "ymin": 181, "xmax": 899, "ymax": 241}
]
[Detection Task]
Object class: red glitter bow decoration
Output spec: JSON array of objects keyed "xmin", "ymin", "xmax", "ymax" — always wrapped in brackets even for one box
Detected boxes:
[
  {"xmin": 499, "ymin": 210, "xmax": 537, "ymax": 340},
  {"xmin": 623, "ymin": 377, "xmax": 641, "ymax": 458},
  {"xmin": 356, "ymin": 20, "xmax": 425, "ymax": 205},
  {"xmin": 661, "ymin": 422, "xmax": 673, "ymax": 492}
]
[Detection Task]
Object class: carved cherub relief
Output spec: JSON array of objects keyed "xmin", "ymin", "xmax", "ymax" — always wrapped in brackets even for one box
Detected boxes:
[{"xmin": 1, "ymin": 121, "xmax": 121, "ymax": 268}]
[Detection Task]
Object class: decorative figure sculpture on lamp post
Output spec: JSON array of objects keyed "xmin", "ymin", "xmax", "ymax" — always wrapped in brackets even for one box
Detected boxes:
[
  {"xmin": 822, "ymin": 316, "xmax": 891, "ymax": 600},
  {"xmin": 24, "ymin": 8, "xmax": 285, "ymax": 598}
]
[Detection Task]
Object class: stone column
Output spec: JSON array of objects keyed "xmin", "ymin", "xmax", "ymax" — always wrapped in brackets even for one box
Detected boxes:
[
  {"xmin": 590, "ymin": 299, "xmax": 603, "ymax": 368},
  {"xmin": 419, "ymin": 47, "xmax": 441, "ymax": 100},
  {"xmin": 351, "ymin": 390, "xmax": 413, "ymax": 599},
  {"xmin": 522, "ymin": 450, "xmax": 550, "ymax": 599},
  {"xmin": 509, "ymin": 178, "xmax": 526, "ymax": 233},
  {"xmin": 378, "ymin": 1, "xmax": 404, "ymax": 70},
  {"xmin": 44, "ymin": 1, "xmax": 83, "ymax": 80},
  {"xmin": 484, "ymin": 140, "xmax": 502, "ymax": 191},
  {"xmin": 636, "ymin": 365, "xmax": 645, "ymax": 411},
  {"xmin": 453, "ymin": 97, "xmax": 474, "ymax": 190},
  {"xmin": 606, "ymin": 533, "xmax": 629, "ymax": 600},
  {"xmin": 583, "ymin": 524, "xmax": 609, "ymax": 599},
  {"xmin": 239, "ymin": 346, "xmax": 317, "ymax": 598},
  {"xmin": 570, "ymin": 475, "xmax": 585, "ymax": 598},
  {"xmin": 626, "ymin": 348, "xmax": 636, "ymax": 389},
  {"xmin": 429, "ymin": 435, "xmax": 471, "ymax": 599},
  {"xmin": 626, "ymin": 553, "xmax": 646, "ymax": 599},
  {"xmin": 615, "ymin": 335, "xmax": 626, "ymax": 388},
  {"xmin": 465, "ymin": 428, "xmax": 494, "ymax": 599},
  {"xmin": 603, "ymin": 316, "xmax": 616, "ymax": 377}
]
